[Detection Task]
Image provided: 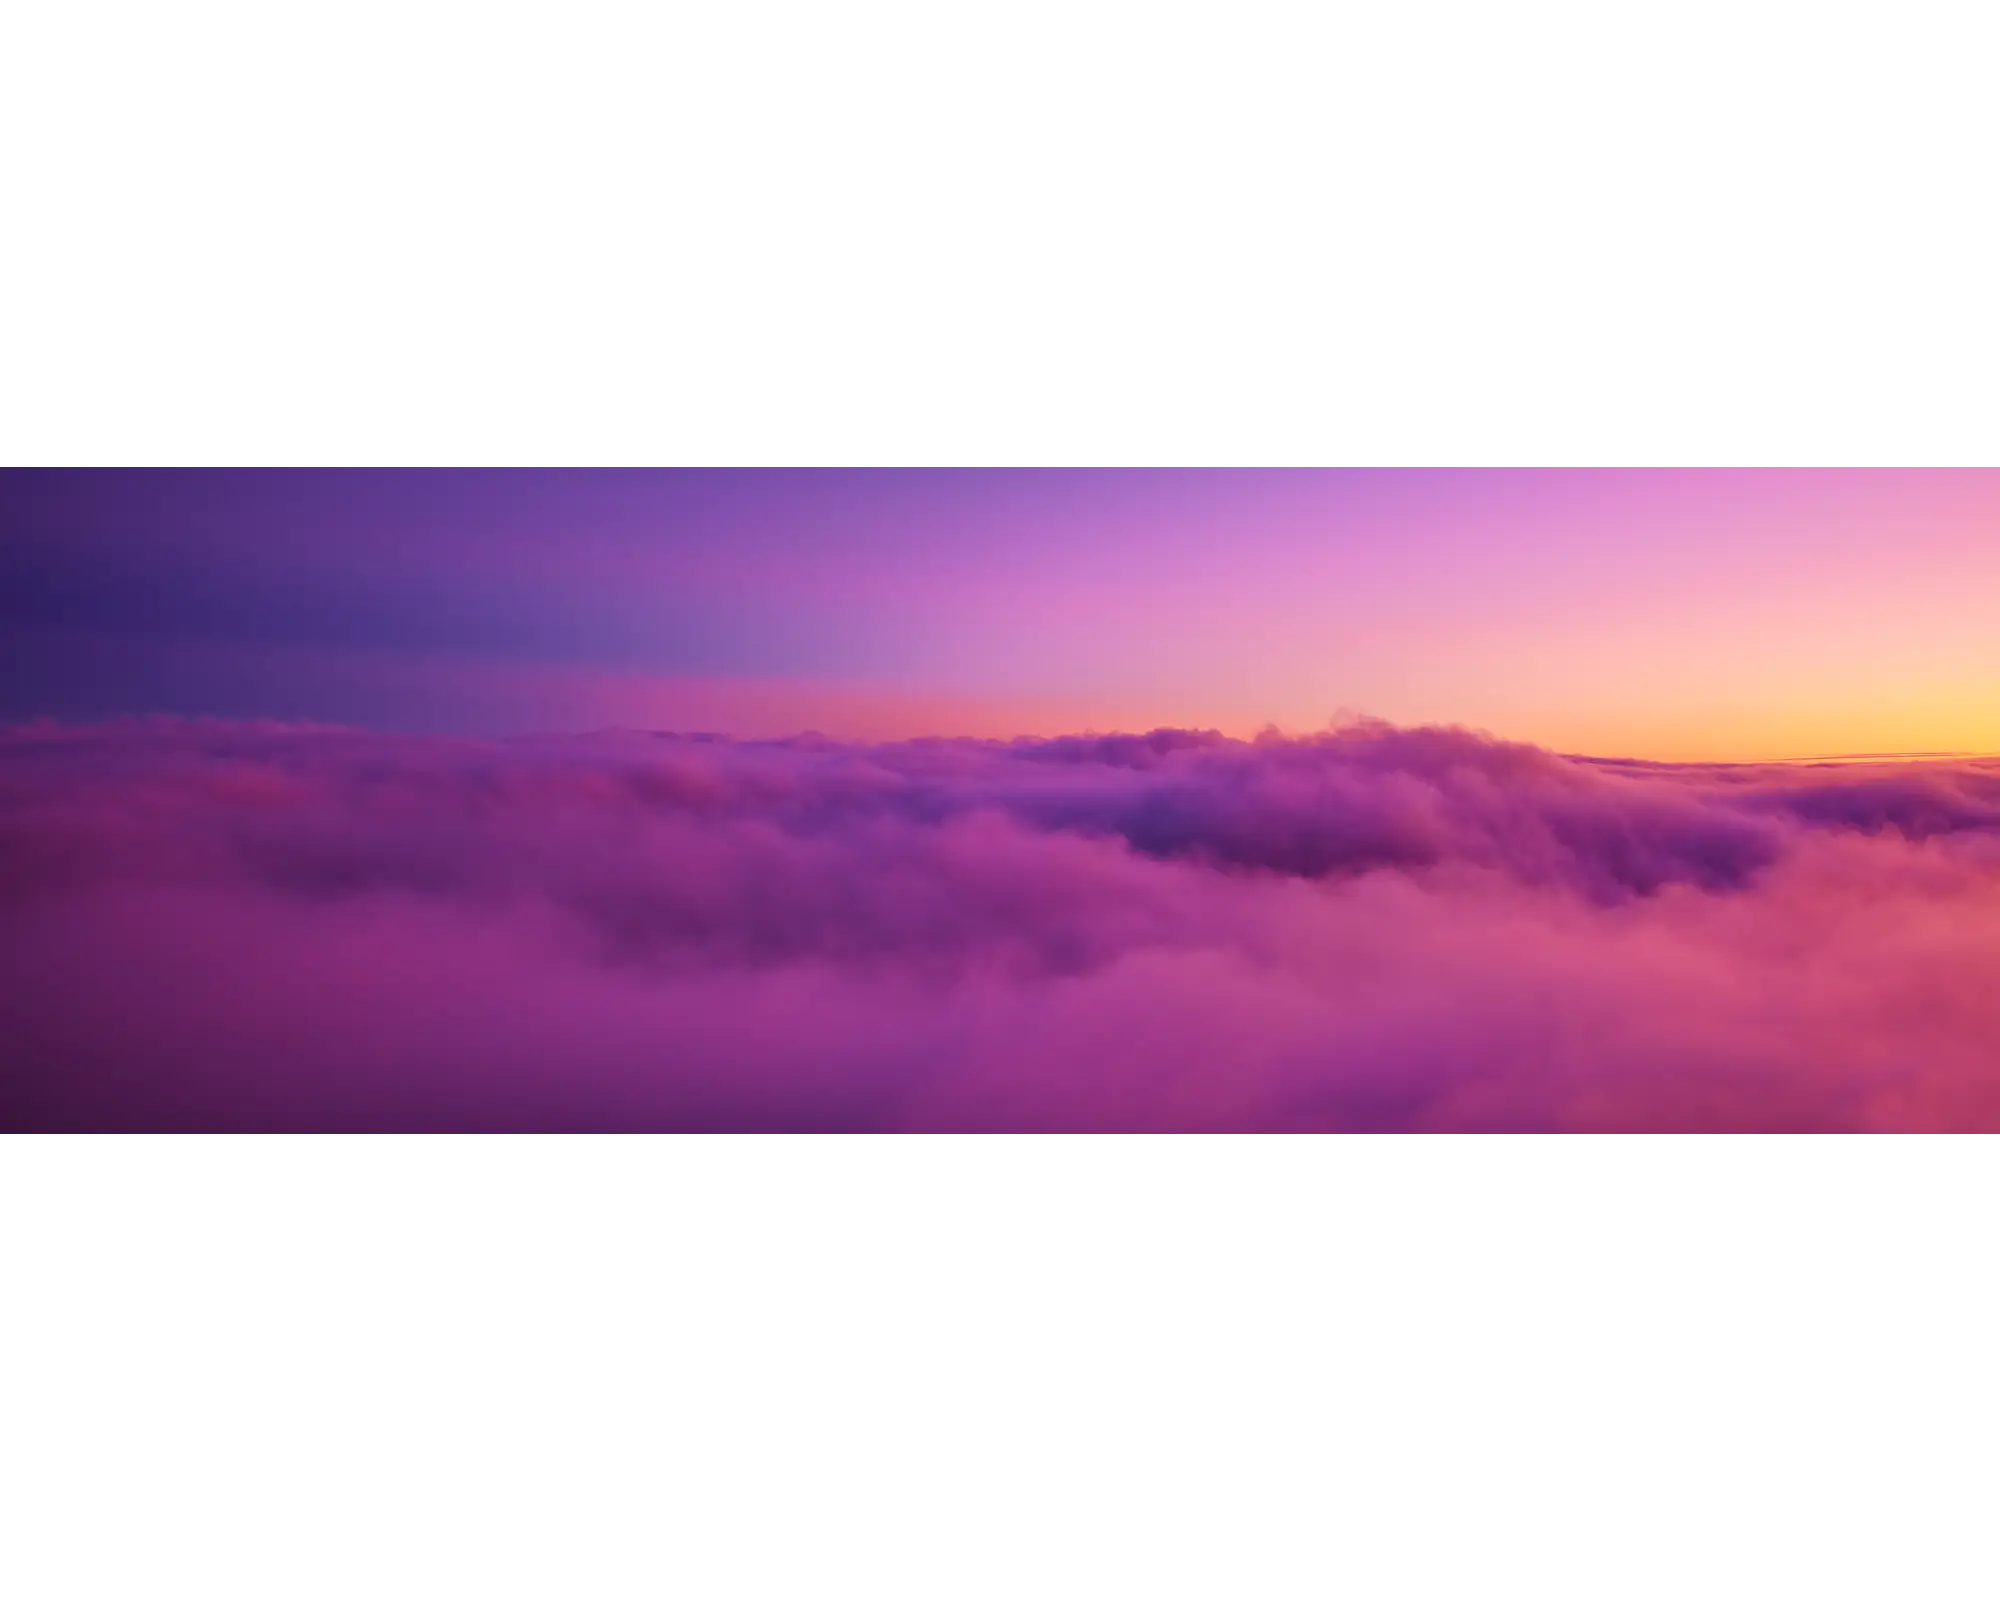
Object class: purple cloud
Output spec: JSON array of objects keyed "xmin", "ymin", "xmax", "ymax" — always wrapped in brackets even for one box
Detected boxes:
[{"xmin": 6, "ymin": 719, "xmax": 2000, "ymax": 1130}]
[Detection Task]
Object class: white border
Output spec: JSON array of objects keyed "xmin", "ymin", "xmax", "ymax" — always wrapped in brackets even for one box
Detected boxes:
[
  {"xmin": 5, "ymin": 2, "xmax": 1997, "ymax": 465},
  {"xmin": 6, "ymin": 1137, "xmax": 1998, "ymax": 1598}
]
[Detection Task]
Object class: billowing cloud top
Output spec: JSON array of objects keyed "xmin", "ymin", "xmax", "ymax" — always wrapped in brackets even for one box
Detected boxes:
[{"xmin": 6, "ymin": 719, "xmax": 2000, "ymax": 1129}]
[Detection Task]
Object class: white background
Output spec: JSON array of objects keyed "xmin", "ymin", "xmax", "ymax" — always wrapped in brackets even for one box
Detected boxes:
[
  {"xmin": 5, "ymin": 1, "xmax": 1997, "ymax": 464},
  {"xmin": 6, "ymin": 2, "xmax": 2000, "ymax": 1596},
  {"xmin": 10, "ymin": 1141, "xmax": 2000, "ymax": 1598}
]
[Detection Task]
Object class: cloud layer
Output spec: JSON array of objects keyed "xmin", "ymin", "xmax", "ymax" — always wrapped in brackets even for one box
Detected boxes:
[{"xmin": 6, "ymin": 719, "xmax": 2000, "ymax": 1130}]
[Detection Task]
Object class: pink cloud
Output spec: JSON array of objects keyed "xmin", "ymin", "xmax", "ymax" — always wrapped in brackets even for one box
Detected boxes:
[{"xmin": 6, "ymin": 719, "xmax": 2000, "ymax": 1129}]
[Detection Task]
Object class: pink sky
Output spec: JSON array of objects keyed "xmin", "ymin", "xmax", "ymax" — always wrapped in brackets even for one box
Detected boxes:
[{"xmin": 5, "ymin": 470, "xmax": 1998, "ymax": 759}]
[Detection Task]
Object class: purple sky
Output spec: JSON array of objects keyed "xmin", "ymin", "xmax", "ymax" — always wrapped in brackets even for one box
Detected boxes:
[{"xmin": 6, "ymin": 469, "xmax": 1999, "ymax": 758}]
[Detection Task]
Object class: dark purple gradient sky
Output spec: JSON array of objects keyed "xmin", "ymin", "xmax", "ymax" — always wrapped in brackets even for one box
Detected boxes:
[{"xmin": 8, "ymin": 469, "xmax": 2000, "ymax": 759}]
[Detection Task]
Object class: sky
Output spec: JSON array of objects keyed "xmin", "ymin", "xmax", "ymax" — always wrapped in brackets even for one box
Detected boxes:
[
  {"xmin": 6, "ymin": 468, "xmax": 1997, "ymax": 760},
  {"xmin": 8, "ymin": 469, "xmax": 2000, "ymax": 1130}
]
